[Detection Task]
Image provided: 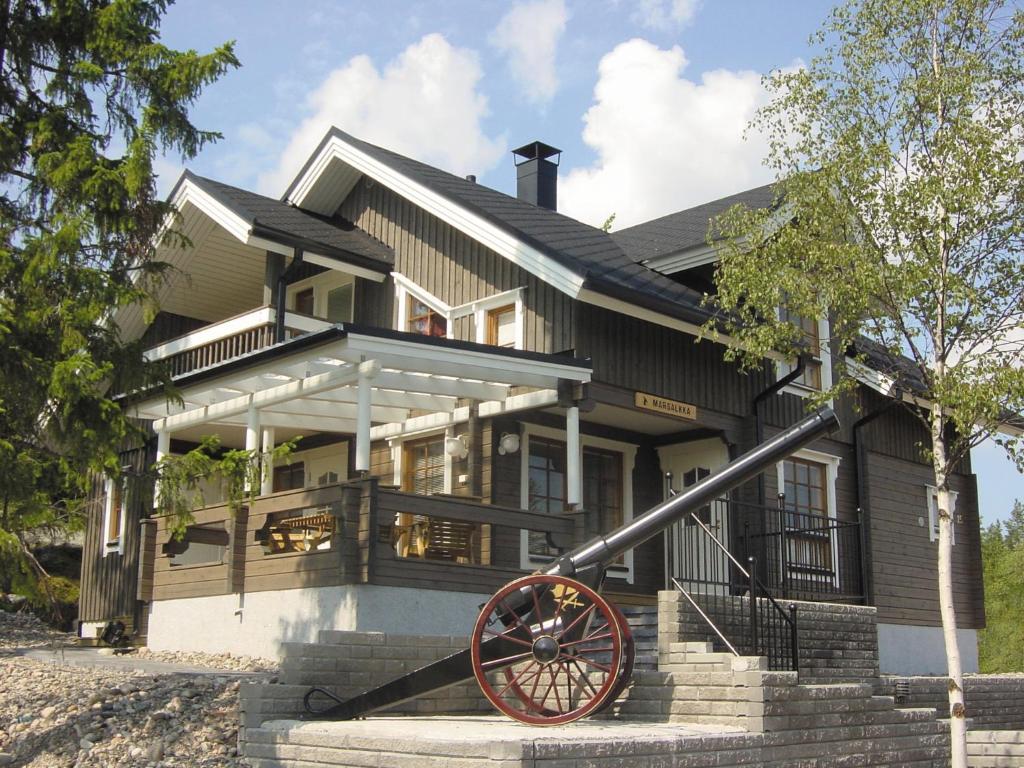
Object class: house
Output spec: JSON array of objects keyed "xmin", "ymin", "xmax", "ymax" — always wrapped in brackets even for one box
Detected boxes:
[{"xmin": 77, "ymin": 128, "xmax": 986, "ymax": 677}]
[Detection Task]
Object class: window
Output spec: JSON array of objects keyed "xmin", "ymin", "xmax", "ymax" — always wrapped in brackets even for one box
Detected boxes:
[
  {"xmin": 779, "ymin": 307, "xmax": 822, "ymax": 390},
  {"xmin": 583, "ymin": 447, "xmax": 625, "ymax": 564},
  {"xmin": 777, "ymin": 451, "xmax": 841, "ymax": 579},
  {"xmin": 527, "ymin": 437, "xmax": 567, "ymax": 558},
  {"xmin": 927, "ymin": 486, "xmax": 958, "ymax": 545},
  {"xmin": 487, "ymin": 305, "xmax": 516, "ymax": 348},
  {"xmin": 273, "ymin": 462, "xmax": 305, "ymax": 493},
  {"xmin": 403, "ymin": 436, "xmax": 446, "ymax": 495},
  {"xmin": 408, "ymin": 297, "xmax": 447, "ymax": 337},
  {"xmin": 294, "ymin": 288, "xmax": 315, "ymax": 316},
  {"xmin": 102, "ymin": 478, "xmax": 126, "ymax": 556},
  {"xmin": 164, "ymin": 523, "xmax": 228, "ymax": 566},
  {"xmin": 519, "ymin": 428, "xmax": 637, "ymax": 579},
  {"xmin": 287, "ymin": 275, "xmax": 354, "ymax": 323}
]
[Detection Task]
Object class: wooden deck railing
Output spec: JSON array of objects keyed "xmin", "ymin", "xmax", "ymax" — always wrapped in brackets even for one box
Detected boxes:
[
  {"xmin": 146, "ymin": 478, "xmax": 575, "ymax": 601},
  {"xmin": 144, "ymin": 306, "xmax": 331, "ymax": 378}
]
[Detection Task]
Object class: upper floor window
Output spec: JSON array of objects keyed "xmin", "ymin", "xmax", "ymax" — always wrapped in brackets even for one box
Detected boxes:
[
  {"xmin": 408, "ymin": 297, "xmax": 447, "ymax": 338},
  {"xmin": 779, "ymin": 307, "xmax": 823, "ymax": 390},
  {"xmin": 288, "ymin": 274, "xmax": 354, "ymax": 323},
  {"xmin": 487, "ymin": 305, "xmax": 516, "ymax": 348}
]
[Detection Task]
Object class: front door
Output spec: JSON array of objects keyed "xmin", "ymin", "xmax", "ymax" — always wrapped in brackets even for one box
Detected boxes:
[{"xmin": 657, "ymin": 438, "xmax": 730, "ymax": 593}]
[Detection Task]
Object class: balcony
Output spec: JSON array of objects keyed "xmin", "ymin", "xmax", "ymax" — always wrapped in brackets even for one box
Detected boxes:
[
  {"xmin": 143, "ymin": 306, "xmax": 332, "ymax": 378},
  {"xmin": 140, "ymin": 479, "xmax": 575, "ymax": 603}
]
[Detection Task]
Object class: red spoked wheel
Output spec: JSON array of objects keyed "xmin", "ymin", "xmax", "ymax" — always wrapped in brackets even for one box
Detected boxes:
[{"xmin": 470, "ymin": 574, "xmax": 627, "ymax": 725}]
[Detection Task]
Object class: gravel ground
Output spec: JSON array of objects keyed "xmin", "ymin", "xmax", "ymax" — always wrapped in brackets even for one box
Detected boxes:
[{"xmin": 0, "ymin": 611, "xmax": 277, "ymax": 767}]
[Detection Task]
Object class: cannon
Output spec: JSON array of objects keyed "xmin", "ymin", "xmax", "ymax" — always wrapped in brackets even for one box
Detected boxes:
[{"xmin": 304, "ymin": 406, "xmax": 840, "ymax": 725}]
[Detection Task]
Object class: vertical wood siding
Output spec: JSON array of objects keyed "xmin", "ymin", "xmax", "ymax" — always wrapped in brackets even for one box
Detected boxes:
[
  {"xmin": 339, "ymin": 179, "xmax": 574, "ymax": 353},
  {"xmin": 865, "ymin": 451, "xmax": 983, "ymax": 628},
  {"xmin": 78, "ymin": 443, "xmax": 152, "ymax": 629}
]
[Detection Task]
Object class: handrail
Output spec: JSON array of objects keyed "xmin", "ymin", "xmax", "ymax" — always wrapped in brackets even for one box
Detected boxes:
[
  {"xmin": 671, "ymin": 504, "xmax": 799, "ymax": 673},
  {"xmin": 671, "ymin": 577, "xmax": 740, "ymax": 656}
]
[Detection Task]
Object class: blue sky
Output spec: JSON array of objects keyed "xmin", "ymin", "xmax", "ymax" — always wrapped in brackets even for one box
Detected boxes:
[{"xmin": 157, "ymin": 0, "xmax": 1024, "ymax": 525}]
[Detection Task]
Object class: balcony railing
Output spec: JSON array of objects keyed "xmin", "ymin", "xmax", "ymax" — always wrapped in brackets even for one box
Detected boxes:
[
  {"xmin": 143, "ymin": 306, "xmax": 332, "ymax": 378},
  {"xmin": 142, "ymin": 478, "xmax": 575, "ymax": 602}
]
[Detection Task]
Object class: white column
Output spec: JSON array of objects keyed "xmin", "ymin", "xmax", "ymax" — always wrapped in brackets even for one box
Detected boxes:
[
  {"xmin": 245, "ymin": 401, "xmax": 260, "ymax": 492},
  {"xmin": 260, "ymin": 427, "xmax": 276, "ymax": 496},
  {"xmin": 154, "ymin": 429, "xmax": 171, "ymax": 509},
  {"xmin": 566, "ymin": 405, "xmax": 581, "ymax": 506},
  {"xmin": 355, "ymin": 360, "xmax": 380, "ymax": 474}
]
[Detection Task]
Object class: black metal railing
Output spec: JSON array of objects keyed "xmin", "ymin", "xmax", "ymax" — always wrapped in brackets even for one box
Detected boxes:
[
  {"xmin": 744, "ymin": 498, "xmax": 865, "ymax": 604},
  {"xmin": 668, "ymin": 502, "xmax": 799, "ymax": 672}
]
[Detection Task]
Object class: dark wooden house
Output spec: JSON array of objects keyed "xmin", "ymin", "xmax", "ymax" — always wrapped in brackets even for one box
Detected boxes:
[{"xmin": 78, "ymin": 129, "xmax": 993, "ymax": 675}]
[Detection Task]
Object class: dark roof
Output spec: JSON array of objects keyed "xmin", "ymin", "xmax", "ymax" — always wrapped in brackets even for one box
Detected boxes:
[
  {"xmin": 295, "ymin": 128, "xmax": 713, "ymax": 326},
  {"xmin": 611, "ymin": 184, "xmax": 779, "ymax": 263},
  {"xmin": 178, "ymin": 171, "xmax": 393, "ymax": 271},
  {"xmin": 849, "ymin": 336, "xmax": 930, "ymax": 397}
]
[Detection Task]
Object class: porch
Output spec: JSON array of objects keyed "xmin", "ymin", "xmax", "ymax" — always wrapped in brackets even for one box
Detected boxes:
[{"xmin": 145, "ymin": 478, "xmax": 576, "ymax": 598}]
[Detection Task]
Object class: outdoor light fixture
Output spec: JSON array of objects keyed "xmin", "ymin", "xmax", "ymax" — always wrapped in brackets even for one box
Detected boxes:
[
  {"xmin": 497, "ymin": 432, "xmax": 520, "ymax": 456},
  {"xmin": 445, "ymin": 435, "xmax": 469, "ymax": 460}
]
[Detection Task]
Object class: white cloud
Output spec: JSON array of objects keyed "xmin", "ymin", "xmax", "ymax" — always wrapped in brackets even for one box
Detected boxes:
[
  {"xmin": 490, "ymin": 0, "xmax": 568, "ymax": 104},
  {"xmin": 631, "ymin": 0, "xmax": 700, "ymax": 30},
  {"xmin": 258, "ymin": 34, "xmax": 506, "ymax": 196},
  {"xmin": 559, "ymin": 38, "xmax": 781, "ymax": 229}
]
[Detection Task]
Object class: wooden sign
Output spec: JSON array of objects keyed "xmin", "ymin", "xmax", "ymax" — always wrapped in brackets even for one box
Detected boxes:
[{"xmin": 634, "ymin": 391, "xmax": 697, "ymax": 421}]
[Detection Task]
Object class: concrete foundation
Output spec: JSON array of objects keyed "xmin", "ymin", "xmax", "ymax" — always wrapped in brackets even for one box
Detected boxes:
[
  {"xmin": 146, "ymin": 583, "xmax": 485, "ymax": 659},
  {"xmin": 878, "ymin": 622, "xmax": 979, "ymax": 675}
]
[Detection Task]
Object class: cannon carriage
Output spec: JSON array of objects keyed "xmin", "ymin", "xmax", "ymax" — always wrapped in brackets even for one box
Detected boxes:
[{"xmin": 304, "ymin": 407, "xmax": 840, "ymax": 725}]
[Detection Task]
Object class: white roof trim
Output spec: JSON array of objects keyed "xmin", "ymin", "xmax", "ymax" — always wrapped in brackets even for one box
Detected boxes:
[
  {"xmin": 645, "ymin": 242, "xmax": 721, "ymax": 275},
  {"xmin": 286, "ymin": 134, "xmax": 586, "ymax": 298},
  {"xmin": 846, "ymin": 356, "xmax": 1024, "ymax": 437},
  {"xmin": 171, "ymin": 177, "xmax": 252, "ymax": 245}
]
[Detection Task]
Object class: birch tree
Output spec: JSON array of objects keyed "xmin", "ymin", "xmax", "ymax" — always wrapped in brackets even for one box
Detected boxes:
[{"xmin": 706, "ymin": 2, "xmax": 1024, "ymax": 765}]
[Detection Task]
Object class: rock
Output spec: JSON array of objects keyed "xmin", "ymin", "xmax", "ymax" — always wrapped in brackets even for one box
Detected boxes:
[
  {"xmin": 40, "ymin": 705, "xmax": 57, "ymax": 719},
  {"xmin": 79, "ymin": 738, "xmax": 93, "ymax": 751},
  {"xmin": 0, "ymin": 752, "xmax": 14, "ymax": 765},
  {"xmin": 145, "ymin": 741, "xmax": 164, "ymax": 762}
]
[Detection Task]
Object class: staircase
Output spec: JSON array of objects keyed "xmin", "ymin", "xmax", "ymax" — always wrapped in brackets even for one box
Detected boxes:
[{"xmin": 619, "ymin": 604, "xmax": 659, "ymax": 671}]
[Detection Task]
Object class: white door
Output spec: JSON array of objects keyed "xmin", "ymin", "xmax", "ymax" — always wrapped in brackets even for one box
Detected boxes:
[{"xmin": 658, "ymin": 438, "xmax": 730, "ymax": 594}]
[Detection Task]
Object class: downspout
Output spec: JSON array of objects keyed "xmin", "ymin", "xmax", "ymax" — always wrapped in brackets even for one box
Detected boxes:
[
  {"xmin": 752, "ymin": 354, "xmax": 808, "ymax": 508},
  {"xmin": 852, "ymin": 395, "xmax": 900, "ymax": 606},
  {"xmin": 275, "ymin": 249, "xmax": 304, "ymax": 343}
]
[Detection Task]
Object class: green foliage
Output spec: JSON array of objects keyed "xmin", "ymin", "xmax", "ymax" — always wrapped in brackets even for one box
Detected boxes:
[
  {"xmin": 601, "ymin": 213, "xmax": 616, "ymax": 233},
  {"xmin": 707, "ymin": 0, "xmax": 1024, "ymax": 477},
  {"xmin": 155, "ymin": 436, "xmax": 298, "ymax": 539},
  {"xmin": 0, "ymin": 1, "xmax": 238, "ymax": 602},
  {"xmin": 978, "ymin": 501, "xmax": 1024, "ymax": 672}
]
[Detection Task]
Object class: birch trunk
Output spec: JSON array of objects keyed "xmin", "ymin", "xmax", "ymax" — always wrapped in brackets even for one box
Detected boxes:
[{"xmin": 932, "ymin": 413, "xmax": 967, "ymax": 768}]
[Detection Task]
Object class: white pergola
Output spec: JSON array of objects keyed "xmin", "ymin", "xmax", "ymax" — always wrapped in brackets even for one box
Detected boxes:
[{"xmin": 131, "ymin": 326, "xmax": 591, "ymax": 500}]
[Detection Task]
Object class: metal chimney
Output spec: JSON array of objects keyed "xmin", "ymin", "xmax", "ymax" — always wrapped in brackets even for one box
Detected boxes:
[{"xmin": 512, "ymin": 141, "xmax": 561, "ymax": 210}]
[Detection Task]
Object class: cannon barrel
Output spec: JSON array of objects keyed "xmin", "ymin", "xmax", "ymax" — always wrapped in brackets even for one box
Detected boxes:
[{"xmin": 549, "ymin": 406, "xmax": 840, "ymax": 579}]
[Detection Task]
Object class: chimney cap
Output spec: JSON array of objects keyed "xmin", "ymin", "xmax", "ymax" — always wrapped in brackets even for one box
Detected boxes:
[{"xmin": 512, "ymin": 141, "xmax": 562, "ymax": 166}]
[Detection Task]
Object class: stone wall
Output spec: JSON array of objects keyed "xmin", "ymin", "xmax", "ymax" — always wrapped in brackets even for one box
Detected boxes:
[
  {"xmin": 879, "ymin": 674, "xmax": 1024, "ymax": 730},
  {"xmin": 968, "ymin": 730, "xmax": 1024, "ymax": 767},
  {"xmin": 658, "ymin": 590, "xmax": 880, "ymax": 683},
  {"xmin": 239, "ymin": 629, "xmax": 491, "ymax": 737}
]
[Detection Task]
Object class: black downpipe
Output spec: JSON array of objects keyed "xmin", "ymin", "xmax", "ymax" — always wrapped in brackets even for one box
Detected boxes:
[
  {"xmin": 275, "ymin": 249, "xmax": 304, "ymax": 343},
  {"xmin": 852, "ymin": 396, "xmax": 900, "ymax": 606},
  {"xmin": 753, "ymin": 354, "xmax": 808, "ymax": 508}
]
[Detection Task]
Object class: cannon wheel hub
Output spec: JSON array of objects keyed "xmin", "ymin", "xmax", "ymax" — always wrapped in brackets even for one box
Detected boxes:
[{"xmin": 531, "ymin": 634, "xmax": 560, "ymax": 664}]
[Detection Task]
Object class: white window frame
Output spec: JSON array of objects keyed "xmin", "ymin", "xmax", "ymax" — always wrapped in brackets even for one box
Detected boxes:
[
  {"xmin": 926, "ymin": 485, "xmax": 958, "ymax": 545},
  {"xmin": 519, "ymin": 423, "xmax": 637, "ymax": 582},
  {"xmin": 390, "ymin": 428, "xmax": 453, "ymax": 495},
  {"xmin": 102, "ymin": 477, "xmax": 127, "ymax": 557},
  {"xmin": 775, "ymin": 448, "xmax": 841, "ymax": 586},
  {"xmin": 393, "ymin": 273, "xmax": 451, "ymax": 334},
  {"xmin": 286, "ymin": 270, "xmax": 355, "ymax": 322},
  {"xmin": 393, "ymin": 273, "xmax": 526, "ymax": 349},
  {"xmin": 777, "ymin": 313, "xmax": 833, "ymax": 398},
  {"xmin": 466, "ymin": 288, "xmax": 525, "ymax": 350}
]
